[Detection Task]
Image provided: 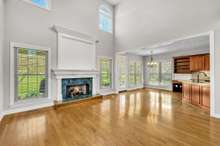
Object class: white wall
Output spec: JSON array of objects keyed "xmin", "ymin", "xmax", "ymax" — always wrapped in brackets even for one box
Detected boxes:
[
  {"xmin": 213, "ymin": 26, "xmax": 220, "ymax": 117},
  {"xmin": 3, "ymin": 0, "xmax": 114, "ymax": 111},
  {"xmin": 0, "ymin": 0, "xmax": 4, "ymax": 118},
  {"xmin": 115, "ymin": 0, "xmax": 220, "ymax": 52}
]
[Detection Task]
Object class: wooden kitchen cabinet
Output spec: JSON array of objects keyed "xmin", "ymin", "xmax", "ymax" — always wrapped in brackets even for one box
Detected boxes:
[
  {"xmin": 191, "ymin": 84, "xmax": 200, "ymax": 106},
  {"xmin": 200, "ymin": 85, "xmax": 210, "ymax": 110},
  {"xmin": 182, "ymin": 82, "xmax": 210, "ymax": 111},
  {"xmin": 190, "ymin": 55, "xmax": 205, "ymax": 72},
  {"xmin": 204, "ymin": 55, "xmax": 210, "ymax": 71},
  {"xmin": 182, "ymin": 83, "xmax": 191, "ymax": 102}
]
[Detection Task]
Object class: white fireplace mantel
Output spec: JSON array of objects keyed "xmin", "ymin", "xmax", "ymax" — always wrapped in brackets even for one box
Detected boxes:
[{"xmin": 52, "ymin": 69, "xmax": 99, "ymax": 79}]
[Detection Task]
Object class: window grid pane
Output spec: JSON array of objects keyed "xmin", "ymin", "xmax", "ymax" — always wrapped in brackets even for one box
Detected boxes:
[
  {"xmin": 31, "ymin": 0, "xmax": 49, "ymax": 9},
  {"xmin": 16, "ymin": 47, "xmax": 48, "ymax": 101},
  {"xmin": 99, "ymin": 4, "xmax": 113, "ymax": 33},
  {"xmin": 100, "ymin": 58, "xmax": 112, "ymax": 89}
]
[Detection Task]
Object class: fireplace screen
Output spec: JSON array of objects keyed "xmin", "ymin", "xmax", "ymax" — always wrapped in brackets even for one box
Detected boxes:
[
  {"xmin": 62, "ymin": 78, "xmax": 93, "ymax": 100},
  {"xmin": 66, "ymin": 84, "xmax": 89, "ymax": 97}
]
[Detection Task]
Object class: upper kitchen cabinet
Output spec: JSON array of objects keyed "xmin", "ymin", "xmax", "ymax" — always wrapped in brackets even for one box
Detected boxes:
[
  {"xmin": 190, "ymin": 54, "xmax": 210, "ymax": 72},
  {"xmin": 204, "ymin": 54, "xmax": 210, "ymax": 71},
  {"xmin": 190, "ymin": 55, "xmax": 204, "ymax": 72}
]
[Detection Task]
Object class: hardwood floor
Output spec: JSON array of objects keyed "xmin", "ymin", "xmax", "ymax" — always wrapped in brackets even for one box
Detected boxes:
[{"xmin": 1, "ymin": 88, "xmax": 220, "ymax": 146}]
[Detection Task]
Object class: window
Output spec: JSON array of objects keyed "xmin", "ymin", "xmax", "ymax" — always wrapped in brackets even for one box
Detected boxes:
[
  {"xmin": 147, "ymin": 62, "xmax": 160, "ymax": 85},
  {"xmin": 146, "ymin": 60, "xmax": 172, "ymax": 86},
  {"xmin": 128, "ymin": 60, "xmax": 143, "ymax": 87},
  {"xmin": 99, "ymin": 3, "xmax": 113, "ymax": 33},
  {"xmin": 24, "ymin": 0, "xmax": 50, "ymax": 10},
  {"xmin": 161, "ymin": 61, "xmax": 172, "ymax": 86},
  {"xmin": 10, "ymin": 42, "xmax": 50, "ymax": 105},
  {"xmin": 128, "ymin": 61, "xmax": 136, "ymax": 86},
  {"xmin": 117, "ymin": 55, "xmax": 126, "ymax": 88},
  {"xmin": 100, "ymin": 58, "xmax": 112, "ymax": 89},
  {"xmin": 136, "ymin": 62, "xmax": 142, "ymax": 85}
]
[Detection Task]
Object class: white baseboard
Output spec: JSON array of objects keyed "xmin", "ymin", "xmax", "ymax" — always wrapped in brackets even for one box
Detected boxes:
[
  {"xmin": 3, "ymin": 101, "xmax": 54, "ymax": 116},
  {"xmin": 100, "ymin": 89, "xmax": 118, "ymax": 96},
  {"xmin": 127, "ymin": 86, "xmax": 144, "ymax": 91},
  {"xmin": 145, "ymin": 86, "xmax": 172, "ymax": 91}
]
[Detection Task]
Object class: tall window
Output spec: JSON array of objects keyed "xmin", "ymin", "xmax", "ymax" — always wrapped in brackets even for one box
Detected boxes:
[
  {"xmin": 99, "ymin": 3, "xmax": 113, "ymax": 33},
  {"xmin": 15, "ymin": 47, "xmax": 48, "ymax": 101},
  {"xmin": 117, "ymin": 55, "xmax": 126, "ymax": 88},
  {"xmin": 147, "ymin": 62, "xmax": 160, "ymax": 85},
  {"xmin": 136, "ymin": 62, "xmax": 142, "ymax": 85},
  {"xmin": 161, "ymin": 61, "xmax": 172, "ymax": 86},
  {"xmin": 24, "ymin": 0, "xmax": 50, "ymax": 10},
  {"xmin": 146, "ymin": 60, "xmax": 172, "ymax": 86},
  {"xmin": 100, "ymin": 58, "xmax": 112, "ymax": 89},
  {"xmin": 128, "ymin": 61, "xmax": 136, "ymax": 86},
  {"xmin": 128, "ymin": 60, "xmax": 143, "ymax": 87}
]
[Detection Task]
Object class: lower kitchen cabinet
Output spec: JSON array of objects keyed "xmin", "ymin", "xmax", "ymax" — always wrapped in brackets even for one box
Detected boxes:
[
  {"xmin": 200, "ymin": 85, "xmax": 210, "ymax": 110},
  {"xmin": 191, "ymin": 84, "xmax": 200, "ymax": 106},
  {"xmin": 182, "ymin": 83, "xmax": 210, "ymax": 111},
  {"xmin": 182, "ymin": 83, "xmax": 191, "ymax": 102}
]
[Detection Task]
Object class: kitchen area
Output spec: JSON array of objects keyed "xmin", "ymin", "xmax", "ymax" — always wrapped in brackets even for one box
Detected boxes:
[{"xmin": 173, "ymin": 53, "xmax": 210, "ymax": 111}]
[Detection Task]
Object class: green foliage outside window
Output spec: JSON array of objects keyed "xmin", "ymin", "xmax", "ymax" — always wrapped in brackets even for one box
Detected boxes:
[
  {"xmin": 16, "ymin": 48, "xmax": 48, "ymax": 101},
  {"xmin": 100, "ymin": 58, "xmax": 112, "ymax": 88}
]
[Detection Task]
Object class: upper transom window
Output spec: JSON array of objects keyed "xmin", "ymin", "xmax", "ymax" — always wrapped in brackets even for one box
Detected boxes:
[
  {"xmin": 24, "ymin": 0, "xmax": 50, "ymax": 10},
  {"xmin": 99, "ymin": 2, "xmax": 113, "ymax": 33}
]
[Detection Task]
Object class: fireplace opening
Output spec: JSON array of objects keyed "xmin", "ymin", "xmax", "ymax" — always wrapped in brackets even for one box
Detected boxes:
[
  {"xmin": 62, "ymin": 78, "xmax": 93, "ymax": 100},
  {"xmin": 66, "ymin": 84, "xmax": 89, "ymax": 97}
]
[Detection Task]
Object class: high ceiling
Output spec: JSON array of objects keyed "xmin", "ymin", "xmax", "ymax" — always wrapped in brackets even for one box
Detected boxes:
[
  {"xmin": 115, "ymin": 0, "xmax": 220, "ymax": 52},
  {"xmin": 106, "ymin": 0, "xmax": 122, "ymax": 5}
]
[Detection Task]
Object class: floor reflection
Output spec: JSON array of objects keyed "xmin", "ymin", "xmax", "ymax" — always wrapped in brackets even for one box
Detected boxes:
[{"xmin": 115, "ymin": 89, "xmax": 173, "ymax": 122}]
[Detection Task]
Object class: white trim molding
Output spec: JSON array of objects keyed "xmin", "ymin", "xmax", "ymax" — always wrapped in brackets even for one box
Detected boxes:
[
  {"xmin": 10, "ymin": 42, "xmax": 51, "ymax": 107},
  {"xmin": 209, "ymin": 30, "xmax": 216, "ymax": 118},
  {"xmin": 53, "ymin": 25, "xmax": 97, "ymax": 70},
  {"xmin": 3, "ymin": 99, "xmax": 54, "ymax": 116}
]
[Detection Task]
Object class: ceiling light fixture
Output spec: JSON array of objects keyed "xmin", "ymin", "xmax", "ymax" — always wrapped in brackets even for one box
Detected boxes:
[{"xmin": 147, "ymin": 51, "xmax": 157, "ymax": 67}]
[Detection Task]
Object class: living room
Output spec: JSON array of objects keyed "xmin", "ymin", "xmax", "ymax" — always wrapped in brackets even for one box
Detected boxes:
[{"xmin": 1, "ymin": 0, "xmax": 220, "ymax": 145}]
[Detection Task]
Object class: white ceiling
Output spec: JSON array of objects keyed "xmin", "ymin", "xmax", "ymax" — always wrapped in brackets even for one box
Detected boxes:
[
  {"xmin": 115, "ymin": 0, "xmax": 220, "ymax": 52},
  {"xmin": 125, "ymin": 35, "xmax": 210, "ymax": 56},
  {"xmin": 106, "ymin": 0, "xmax": 122, "ymax": 5}
]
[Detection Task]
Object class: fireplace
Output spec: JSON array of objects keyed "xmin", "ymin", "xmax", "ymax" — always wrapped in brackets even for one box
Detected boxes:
[{"xmin": 62, "ymin": 78, "xmax": 93, "ymax": 100}]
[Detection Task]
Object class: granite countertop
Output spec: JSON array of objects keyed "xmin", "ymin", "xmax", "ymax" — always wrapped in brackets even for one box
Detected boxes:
[{"xmin": 177, "ymin": 80, "xmax": 210, "ymax": 86}]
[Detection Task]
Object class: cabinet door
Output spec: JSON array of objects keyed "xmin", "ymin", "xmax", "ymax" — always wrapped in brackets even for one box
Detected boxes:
[
  {"xmin": 204, "ymin": 55, "xmax": 210, "ymax": 71},
  {"xmin": 201, "ymin": 86, "xmax": 210, "ymax": 109},
  {"xmin": 191, "ymin": 84, "xmax": 200, "ymax": 106},
  {"xmin": 182, "ymin": 83, "xmax": 191, "ymax": 102},
  {"xmin": 190, "ymin": 56, "xmax": 204, "ymax": 72}
]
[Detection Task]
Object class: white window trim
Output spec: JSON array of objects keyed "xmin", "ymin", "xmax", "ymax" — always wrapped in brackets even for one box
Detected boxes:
[
  {"xmin": 10, "ymin": 42, "xmax": 51, "ymax": 107},
  {"xmin": 98, "ymin": 56, "xmax": 113, "ymax": 90},
  {"xmin": 22, "ymin": 0, "xmax": 52, "ymax": 11}
]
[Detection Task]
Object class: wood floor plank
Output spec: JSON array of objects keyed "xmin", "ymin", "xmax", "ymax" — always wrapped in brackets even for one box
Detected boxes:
[{"xmin": 0, "ymin": 88, "xmax": 220, "ymax": 146}]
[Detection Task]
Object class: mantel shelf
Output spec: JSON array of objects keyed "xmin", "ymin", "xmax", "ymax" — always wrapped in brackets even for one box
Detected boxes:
[{"xmin": 52, "ymin": 69, "xmax": 99, "ymax": 77}]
